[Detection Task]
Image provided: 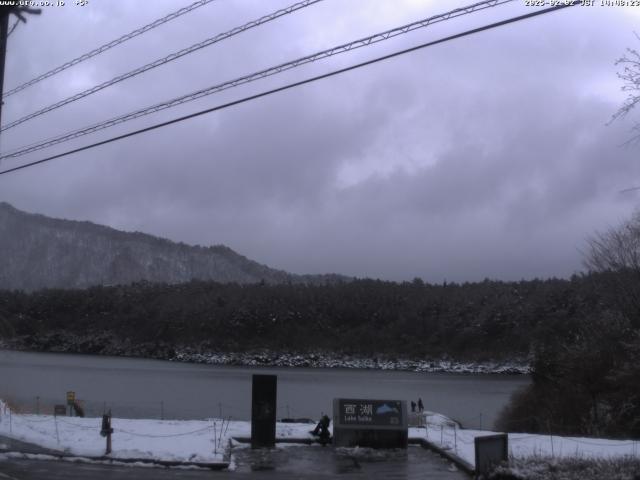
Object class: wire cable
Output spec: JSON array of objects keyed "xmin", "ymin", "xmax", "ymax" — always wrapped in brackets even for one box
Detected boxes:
[
  {"xmin": 3, "ymin": 0, "xmax": 218, "ymax": 99},
  {"xmin": 0, "ymin": 2, "xmax": 578, "ymax": 177},
  {"xmin": 0, "ymin": 0, "xmax": 324, "ymax": 133},
  {"xmin": 561, "ymin": 437, "xmax": 637, "ymax": 447},
  {"xmin": 0, "ymin": 0, "xmax": 514, "ymax": 159},
  {"xmin": 14, "ymin": 415, "xmax": 51, "ymax": 424},
  {"xmin": 115, "ymin": 426, "xmax": 212, "ymax": 438},
  {"xmin": 55, "ymin": 418, "xmax": 98, "ymax": 430}
]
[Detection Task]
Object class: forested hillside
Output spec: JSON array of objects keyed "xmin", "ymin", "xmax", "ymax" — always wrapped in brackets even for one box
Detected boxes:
[
  {"xmin": 0, "ymin": 202, "xmax": 345, "ymax": 291},
  {"xmin": 2, "ymin": 256, "xmax": 637, "ymax": 436},
  {"xmin": 0, "ymin": 274, "xmax": 608, "ymax": 362}
]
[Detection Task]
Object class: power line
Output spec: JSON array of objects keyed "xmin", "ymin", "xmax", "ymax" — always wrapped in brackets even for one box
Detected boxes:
[
  {"xmin": 0, "ymin": 2, "xmax": 579, "ymax": 178},
  {"xmin": 0, "ymin": 0, "xmax": 514, "ymax": 160},
  {"xmin": 2, "ymin": 0, "xmax": 217, "ymax": 99},
  {"xmin": 0, "ymin": 0, "xmax": 324, "ymax": 134}
]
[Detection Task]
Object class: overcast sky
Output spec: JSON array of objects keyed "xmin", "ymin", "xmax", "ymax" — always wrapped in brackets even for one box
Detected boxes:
[{"xmin": 1, "ymin": 0, "xmax": 639, "ymax": 282}]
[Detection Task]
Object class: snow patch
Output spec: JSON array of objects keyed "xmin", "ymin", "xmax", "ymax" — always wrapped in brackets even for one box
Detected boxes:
[
  {"xmin": 4, "ymin": 399, "xmax": 635, "ymax": 472},
  {"xmin": 0, "ymin": 399, "xmax": 316, "ymax": 465}
]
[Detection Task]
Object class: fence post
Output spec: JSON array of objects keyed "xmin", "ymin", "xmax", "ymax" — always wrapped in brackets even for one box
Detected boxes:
[
  {"xmin": 218, "ymin": 418, "xmax": 225, "ymax": 450},
  {"xmin": 54, "ymin": 414, "xmax": 59, "ymax": 444},
  {"xmin": 454, "ymin": 424, "xmax": 457, "ymax": 453},
  {"xmin": 224, "ymin": 416, "xmax": 230, "ymax": 437},
  {"xmin": 213, "ymin": 420, "xmax": 218, "ymax": 454},
  {"xmin": 101, "ymin": 410, "xmax": 113, "ymax": 454}
]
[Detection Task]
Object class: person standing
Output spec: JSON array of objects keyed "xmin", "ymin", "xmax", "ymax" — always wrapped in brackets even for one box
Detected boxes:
[
  {"xmin": 410, "ymin": 401, "xmax": 416, "ymax": 412},
  {"xmin": 418, "ymin": 398, "xmax": 424, "ymax": 412}
]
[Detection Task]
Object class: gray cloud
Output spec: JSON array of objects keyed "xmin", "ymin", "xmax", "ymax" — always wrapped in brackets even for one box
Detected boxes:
[{"xmin": 1, "ymin": 0, "xmax": 639, "ymax": 282}]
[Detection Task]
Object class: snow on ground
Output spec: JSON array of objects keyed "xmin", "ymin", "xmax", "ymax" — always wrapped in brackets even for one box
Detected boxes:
[
  {"xmin": 0, "ymin": 400, "xmax": 316, "ymax": 464},
  {"xmin": 422, "ymin": 413, "xmax": 640, "ymax": 469},
  {"xmin": 2, "ymin": 399, "xmax": 638, "ymax": 469}
]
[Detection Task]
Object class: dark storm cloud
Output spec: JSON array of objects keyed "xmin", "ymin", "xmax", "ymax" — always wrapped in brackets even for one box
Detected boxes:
[{"xmin": 1, "ymin": 0, "xmax": 639, "ymax": 281}]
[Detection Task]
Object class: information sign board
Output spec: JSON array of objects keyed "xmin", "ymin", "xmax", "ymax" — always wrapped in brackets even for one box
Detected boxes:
[
  {"xmin": 333, "ymin": 398, "xmax": 408, "ymax": 448},
  {"xmin": 54, "ymin": 405, "xmax": 67, "ymax": 416},
  {"xmin": 338, "ymin": 399, "xmax": 403, "ymax": 427}
]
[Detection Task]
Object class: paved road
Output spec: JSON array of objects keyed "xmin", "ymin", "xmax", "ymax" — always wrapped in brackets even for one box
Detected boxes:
[
  {"xmin": 0, "ymin": 436, "xmax": 62, "ymax": 457},
  {"xmin": 0, "ymin": 445, "xmax": 468, "ymax": 479},
  {"xmin": 0, "ymin": 458, "xmax": 235, "ymax": 480}
]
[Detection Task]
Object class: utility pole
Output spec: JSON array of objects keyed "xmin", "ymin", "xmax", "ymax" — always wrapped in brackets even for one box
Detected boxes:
[
  {"xmin": 0, "ymin": 5, "xmax": 41, "ymax": 147},
  {"xmin": 0, "ymin": 9, "xmax": 10, "ymax": 130}
]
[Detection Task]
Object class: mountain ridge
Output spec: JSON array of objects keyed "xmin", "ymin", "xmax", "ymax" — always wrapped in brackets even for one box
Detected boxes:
[{"xmin": 0, "ymin": 202, "xmax": 347, "ymax": 291}]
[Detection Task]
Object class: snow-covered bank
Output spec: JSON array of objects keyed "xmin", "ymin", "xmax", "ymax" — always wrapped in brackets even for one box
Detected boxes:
[
  {"xmin": 2, "ymin": 399, "xmax": 637, "ymax": 472},
  {"xmin": 491, "ymin": 456, "xmax": 640, "ymax": 480},
  {"xmin": 171, "ymin": 349, "xmax": 530, "ymax": 374},
  {"xmin": 0, "ymin": 400, "xmax": 315, "ymax": 464},
  {"xmin": 0, "ymin": 335, "xmax": 530, "ymax": 375},
  {"xmin": 423, "ymin": 413, "xmax": 640, "ymax": 470}
]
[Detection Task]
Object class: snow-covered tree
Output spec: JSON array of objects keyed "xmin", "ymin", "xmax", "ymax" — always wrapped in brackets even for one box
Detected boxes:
[{"xmin": 611, "ymin": 33, "xmax": 640, "ymax": 143}]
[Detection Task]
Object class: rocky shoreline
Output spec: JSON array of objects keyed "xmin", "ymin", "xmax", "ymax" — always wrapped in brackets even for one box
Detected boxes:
[
  {"xmin": 0, "ymin": 332, "xmax": 530, "ymax": 375},
  {"xmin": 172, "ymin": 349, "xmax": 530, "ymax": 374}
]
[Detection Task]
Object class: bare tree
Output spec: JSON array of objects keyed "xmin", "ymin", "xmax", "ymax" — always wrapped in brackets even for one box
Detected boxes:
[
  {"xmin": 611, "ymin": 33, "xmax": 640, "ymax": 143},
  {"xmin": 585, "ymin": 212, "xmax": 640, "ymax": 272},
  {"xmin": 585, "ymin": 212, "xmax": 640, "ymax": 325}
]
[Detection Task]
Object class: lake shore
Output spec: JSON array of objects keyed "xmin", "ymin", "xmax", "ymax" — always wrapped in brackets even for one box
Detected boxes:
[
  {"xmin": 0, "ymin": 334, "xmax": 529, "ymax": 375},
  {"xmin": 171, "ymin": 349, "xmax": 529, "ymax": 374}
]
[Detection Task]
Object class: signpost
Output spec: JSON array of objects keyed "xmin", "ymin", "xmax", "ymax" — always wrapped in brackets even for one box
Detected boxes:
[
  {"xmin": 66, "ymin": 391, "xmax": 75, "ymax": 417},
  {"xmin": 100, "ymin": 410, "xmax": 114, "ymax": 455},
  {"xmin": 53, "ymin": 405, "xmax": 67, "ymax": 416},
  {"xmin": 333, "ymin": 398, "xmax": 408, "ymax": 448},
  {"xmin": 338, "ymin": 399, "xmax": 403, "ymax": 426}
]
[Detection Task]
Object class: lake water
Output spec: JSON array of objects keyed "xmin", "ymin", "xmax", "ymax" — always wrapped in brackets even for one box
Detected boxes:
[{"xmin": 0, "ymin": 350, "xmax": 529, "ymax": 429}]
